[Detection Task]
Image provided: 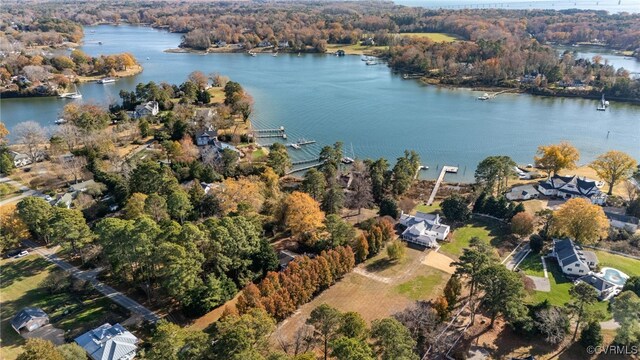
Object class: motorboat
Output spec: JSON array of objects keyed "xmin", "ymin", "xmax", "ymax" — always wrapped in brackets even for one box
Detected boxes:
[{"xmin": 97, "ymin": 77, "xmax": 116, "ymax": 84}]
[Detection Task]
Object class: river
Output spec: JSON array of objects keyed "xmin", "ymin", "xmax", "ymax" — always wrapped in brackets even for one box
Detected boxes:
[{"xmin": 1, "ymin": 25, "xmax": 639, "ymax": 181}]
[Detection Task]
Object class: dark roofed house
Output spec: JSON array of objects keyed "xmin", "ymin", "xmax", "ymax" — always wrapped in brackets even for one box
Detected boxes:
[
  {"xmin": 278, "ymin": 250, "xmax": 301, "ymax": 270},
  {"xmin": 11, "ymin": 308, "xmax": 49, "ymax": 334},
  {"xmin": 576, "ymin": 274, "xmax": 618, "ymax": 301},
  {"xmin": 551, "ymin": 238, "xmax": 597, "ymax": 277},
  {"xmin": 537, "ymin": 174, "xmax": 606, "ymax": 205},
  {"xmin": 133, "ymin": 101, "xmax": 159, "ymax": 119},
  {"xmin": 605, "ymin": 212, "xmax": 639, "ymax": 232},
  {"xmin": 196, "ymin": 129, "xmax": 218, "ymax": 146}
]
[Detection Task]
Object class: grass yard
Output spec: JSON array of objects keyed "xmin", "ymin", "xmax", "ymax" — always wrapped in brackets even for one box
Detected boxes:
[
  {"xmin": 527, "ymin": 260, "xmax": 609, "ymax": 318},
  {"xmin": 393, "ymin": 32, "xmax": 461, "ymax": 42},
  {"xmin": 0, "ymin": 255, "xmax": 125, "ymax": 360},
  {"xmin": 270, "ymin": 246, "xmax": 450, "ymax": 346},
  {"xmin": 414, "ymin": 201, "xmax": 441, "ymax": 214},
  {"xmin": 439, "ymin": 218, "xmax": 506, "ymax": 259},
  {"xmin": 517, "ymin": 253, "xmax": 545, "ymax": 277},
  {"xmin": 593, "ymin": 250, "xmax": 640, "ymax": 277},
  {"xmin": 395, "ymin": 272, "xmax": 448, "ymax": 301}
]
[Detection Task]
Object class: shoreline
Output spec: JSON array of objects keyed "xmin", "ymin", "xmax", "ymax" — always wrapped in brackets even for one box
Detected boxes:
[{"xmin": 76, "ymin": 64, "xmax": 144, "ymax": 83}]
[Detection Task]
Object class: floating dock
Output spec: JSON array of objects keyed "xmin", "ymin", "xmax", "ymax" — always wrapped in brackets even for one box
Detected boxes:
[{"xmin": 291, "ymin": 158, "xmax": 321, "ymax": 166}]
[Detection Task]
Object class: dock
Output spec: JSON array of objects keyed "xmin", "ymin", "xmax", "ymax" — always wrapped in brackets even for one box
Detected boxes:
[
  {"xmin": 253, "ymin": 126, "xmax": 285, "ymax": 133},
  {"xmin": 255, "ymin": 133, "xmax": 287, "ymax": 139},
  {"xmin": 287, "ymin": 139, "xmax": 316, "ymax": 149},
  {"xmin": 286, "ymin": 161, "xmax": 326, "ymax": 175},
  {"xmin": 291, "ymin": 158, "xmax": 321, "ymax": 166},
  {"xmin": 426, "ymin": 166, "xmax": 458, "ymax": 206}
]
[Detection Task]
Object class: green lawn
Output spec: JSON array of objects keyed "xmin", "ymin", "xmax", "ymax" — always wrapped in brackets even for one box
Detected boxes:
[
  {"xmin": 527, "ymin": 260, "xmax": 610, "ymax": 319},
  {"xmin": 395, "ymin": 271, "xmax": 447, "ymax": 301},
  {"xmin": 593, "ymin": 250, "xmax": 640, "ymax": 277},
  {"xmin": 393, "ymin": 32, "xmax": 461, "ymax": 42},
  {"xmin": 325, "ymin": 43, "xmax": 388, "ymax": 55},
  {"xmin": 439, "ymin": 218, "xmax": 506, "ymax": 258},
  {"xmin": 517, "ymin": 253, "xmax": 545, "ymax": 277},
  {"xmin": 414, "ymin": 201, "xmax": 441, "ymax": 214},
  {"xmin": 0, "ymin": 255, "xmax": 125, "ymax": 360}
]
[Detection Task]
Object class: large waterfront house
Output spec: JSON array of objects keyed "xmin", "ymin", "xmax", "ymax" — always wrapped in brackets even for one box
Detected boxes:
[
  {"xmin": 550, "ymin": 238, "xmax": 598, "ymax": 277},
  {"xmin": 537, "ymin": 175, "xmax": 607, "ymax": 205},
  {"xmin": 133, "ymin": 101, "xmax": 159, "ymax": 119},
  {"xmin": 398, "ymin": 212, "xmax": 450, "ymax": 248},
  {"xmin": 75, "ymin": 323, "xmax": 139, "ymax": 360}
]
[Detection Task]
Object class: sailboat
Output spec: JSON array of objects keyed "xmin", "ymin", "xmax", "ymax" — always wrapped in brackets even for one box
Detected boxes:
[
  {"xmin": 596, "ymin": 93, "xmax": 606, "ymax": 111},
  {"xmin": 68, "ymin": 84, "xmax": 82, "ymax": 99}
]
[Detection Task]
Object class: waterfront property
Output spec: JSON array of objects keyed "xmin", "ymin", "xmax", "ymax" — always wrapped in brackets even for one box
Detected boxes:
[
  {"xmin": 505, "ymin": 184, "xmax": 540, "ymax": 201},
  {"xmin": 133, "ymin": 101, "xmax": 159, "ymax": 119},
  {"xmin": 550, "ymin": 238, "xmax": 598, "ymax": 277},
  {"xmin": 537, "ymin": 174, "xmax": 607, "ymax": 205},
  {"xmin": 399, "ymin": 211, "xmax": 450, "ymax": 248},
  {"xmin": 75, "ymin": 323, "xmax": 138, "ymax": 360}
]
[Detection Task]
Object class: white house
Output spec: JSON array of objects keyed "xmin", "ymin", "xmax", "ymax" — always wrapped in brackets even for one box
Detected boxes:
[
  {"xmin": 75, "ymin": 323, "xmax": 139, "ymax": 360},
  {"xmin": 550, "ymin": 238, "xmax": 598, "ymax": 277},
  {"xmin": 605, "ymin": 212, "xmax": 639, "ymax": 233},
  {"xmin": 398, "ymin": 211, "xmax": 450, "ymax": 248},
  {"xmin": 505, "ymin": 184, "xmax": 540, "ymax": 201},
  {"xmin": 133, "ymin": 101, "xmax": 159, "ymax": 119},
  {"xmin": 537, "ymin": 174, "xmax": 607, "ymax": 205},
  {"xmin": 8, "ymin": 151, "xmax": 31, "ymax": 167},
  {"xmin": 576, "ymin": 274, "xmax": 618, "ymax": 301}
]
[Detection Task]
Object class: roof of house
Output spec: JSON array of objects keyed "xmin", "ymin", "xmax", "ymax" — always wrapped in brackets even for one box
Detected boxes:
[
  {"xmin": 541, "ymin": 175, "xmax": 601, "ymax": 198},
  {"xmin": 134, "ymin": 101, "xmax": 158, "ymax": 114},
  {"xmin": 75, "ymin": 323, "xmax": 138, "ymax": 360},
  {"xmin": 69, "ymin": 179, "xmax": 97, "ymax": 192},
  {"xmin": 577, "ymin": 274, "xmax": 616, "ymax": 293},
  {"xmin": 553, "ymin": 238, "xmax": 597, "ymax": 268},
  {"xmin": 278, "ymin": 250, "xmax": 300, "ymax": 268},
  {"xmin": 196, "ymin": 130, "xmax": 217, "ymax": 138},
  {"xmin": 11, "ymin": 308, "xmax": 48, "ymax": 331},
  {"xmin": 605, "ymin": 212, "xmax": 640, "ymax": 225}
]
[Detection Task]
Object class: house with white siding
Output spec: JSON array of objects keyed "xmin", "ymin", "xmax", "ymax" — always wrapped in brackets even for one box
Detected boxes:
[
  {"xmin": 537, "ymin": 175, "xmax": 606, "ymax": 205},
  {"xmin": 398, "ymin": 212, "xmax": 450, "ymax": 248},
  {"xmin": 550, "ymin": 238, "xmax": 598, "ymax": 277}
]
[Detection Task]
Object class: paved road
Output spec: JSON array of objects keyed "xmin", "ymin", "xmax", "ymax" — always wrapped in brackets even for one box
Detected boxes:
[
  {"xmin": 0, "ymin": 176, "xmax": 43, "ymax": 206},
  {"xmin": 23, "ymin": 240, "xmax": 161, "ymax": 323}
]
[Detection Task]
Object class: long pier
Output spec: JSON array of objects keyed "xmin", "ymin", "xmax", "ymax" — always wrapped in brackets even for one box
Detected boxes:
[
  {"xmin": 426, "ymin": 165, "xmax": 458, "ymax": 206},
  {"xmin": 255, "ymin": 133, "xmax": 287, "ymax": 139},
  {"xmin": 291, "ymin": 158, "xmax": 321, "ymax": 166},
  {"xmin": 253, "ymin": 126, "xmax": 284, "ymax": 133},
  {"xmin": 286, "ymin": 161, "xmax": 325, "ymax": 175}
]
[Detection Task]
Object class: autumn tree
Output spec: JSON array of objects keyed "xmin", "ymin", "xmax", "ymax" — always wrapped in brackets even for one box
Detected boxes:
[
  {"xmin": 510, "ymin": 212, "xmax": 534, "ymax": 238},
  {"xmin": 0, "ymin": 204, "xmax": 29, "ymax": 252},
  {"xmin": 550, "ymin": 198, "xmax": 608, "ymax": 245},
  {"xmin": 215, "ymin": 177, "xmax": 265, "ymax": 215},
  {"xmin": 17, "ymin": 339, "xmax": 63, "ymax": 360},
  {"xmin": 386, "ymin": 240, "xmax": 406, "ymax": 261},
  {"xmin": 284, "ymin": 191, "xmax": 325, "ymax": 244},
  {"xmin": 534, "ymin": 142, "xmax": 580, "ymax": 178},
  {"xmin": 589, "ymin": 150, "xmax": 638, "ymax": 195}
]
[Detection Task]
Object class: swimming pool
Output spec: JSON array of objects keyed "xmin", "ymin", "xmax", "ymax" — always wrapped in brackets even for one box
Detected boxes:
[{"xmin": 598, "ymin": 267, "xmax": 629, "ymax": 287}]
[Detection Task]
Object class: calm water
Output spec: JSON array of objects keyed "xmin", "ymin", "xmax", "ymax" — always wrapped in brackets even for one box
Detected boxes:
[
  {"xmin": 396, "ymin": 0, "xmax": 640, "ymax": 13},
  {"xmin": 1, "ymin": 25, "xmax": 639, "ymax": 181},
  {"xmin": 555, "ymin": 45, "xmax": 640, "ymax": 77}
]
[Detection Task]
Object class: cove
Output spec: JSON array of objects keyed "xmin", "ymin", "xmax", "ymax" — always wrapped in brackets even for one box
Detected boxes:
[{"xmin": 1, "ymin": 25, "xmax": 639, "ymax": 181}]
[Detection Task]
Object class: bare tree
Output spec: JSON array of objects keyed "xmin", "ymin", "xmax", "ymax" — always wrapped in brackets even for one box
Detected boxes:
[
  {"xmin": 278, "ymin": 324, "xmax": 315, "ymax": 356},
  {"xmin": 623, "ymin": 180, "xmax": 638, "ymax": 201},
  {"xmin": 534, "ymin": 307, "xmax": 570, "ymax": 345},
  {"xmin": 22, "ymin": 65, "xmax": 50, "ymax": 82},
  {"xmin": 347, "ymin": 174, "xmax": 373, "ymax": 215},
  {"xmin": 55, "ymin": 123, "xmax": 82, "ymax": 152},
  {"xmin": 13, "ymin": 121, "xmax": 47, "ymax": 163},
  {"xmin": 209, "ymin": 72, "xmax": 229, "ymax": 87},
  {"xmin": 61, "ymin": 154, "xmax": 87, "ymax": 184}
]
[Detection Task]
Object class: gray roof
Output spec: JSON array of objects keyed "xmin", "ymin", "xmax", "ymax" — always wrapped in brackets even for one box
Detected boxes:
[
  {"xmin": 577, "ymin": 274, "xmax": 616, "ymax": 294},
  {"xmin": 554, "ymin": 238, "xmax": 595, "ymax": 268},
  {"xmin": 605, "ymin": 212, "xmax": 640, "ymax": 225},
  {"xmin": 75, "ymin": 323, "xmax": 138, "ymax": 360},
  {"xmin": 11, "ymin": 308, "xmax": 48, "ymax": 332}
]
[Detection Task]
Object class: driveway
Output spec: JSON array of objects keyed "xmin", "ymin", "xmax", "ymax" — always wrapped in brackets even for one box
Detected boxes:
[
  {"xmin": 23, "ymin": 240, "xmax": 161, "ymax": 323},
  {"xmin": 527, "ymin": 275, "xmax": 551, "ymax": 292}
]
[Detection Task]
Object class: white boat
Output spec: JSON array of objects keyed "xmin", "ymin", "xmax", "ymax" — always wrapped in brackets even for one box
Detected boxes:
[
  {"xmin": 273, "ymin": 52, "xmax": 278, "ymax": 57},
  {"xmin": 419, "ymin": 165, "xmax": 429, "ymax": 170},
  {"xmin": 341, "ymin": 157, "xmax": 354, "ymax": 164},
  {"xmin": 297, "ymin": 52, "xmax": 301, "ymax": 57},
  {"xmin": 59, "ymin": 84, "xmax": 82, "ymax": 99},
  {"xmin": 365, "ymin": 60, "xmax": 376, "ymax": 65},
  {"xmin": 248, "ymin": 51, "xmax": 257, "ymax": 57},
  {"xmin": 54, "ymin": 118, "xmax": 67, "ymax": 125},
  {"xmin": 477, "ymin": 93, "xmax": 490, "ymax": 100},
  {"xmin": 289, "ymin": 143, "xmax": 301, "ymax": 149},
  {"xmin": 597, "ymin": 93, "xmax": 607, "ymax": 111},
  {"xmin": 97, "ymin": 77, "xmax": 116, "ymax": 84}
]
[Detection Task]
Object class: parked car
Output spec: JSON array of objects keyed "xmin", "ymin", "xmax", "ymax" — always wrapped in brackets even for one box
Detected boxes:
[
  {"xmin": 14, "ymin": 250, "xmax": 29, "ymax": 258},
  {"xmin": 5, "ymin": 249, "xmax": 21, "ymax": 258}
]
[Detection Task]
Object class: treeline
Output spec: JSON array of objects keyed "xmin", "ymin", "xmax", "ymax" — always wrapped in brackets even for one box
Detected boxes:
[{"xmin": 4, "ymin": 1, "xmax": 638, "ymax": 53}]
